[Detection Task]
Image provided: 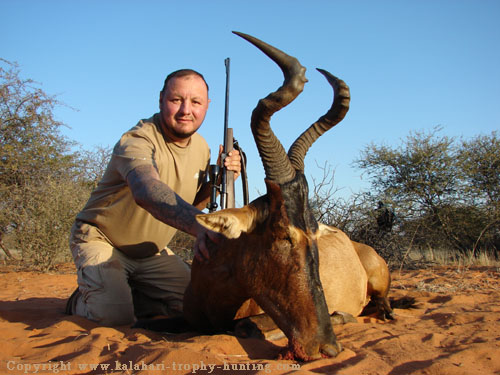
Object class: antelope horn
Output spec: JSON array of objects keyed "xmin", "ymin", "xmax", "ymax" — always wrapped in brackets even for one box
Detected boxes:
[
  {"xmin": 233, "ymin": 31, "xmax": 307, "ymax": 184},
  {"xmin": 288, "ymin": 68, "xmax": 350, "ymax": 172}
]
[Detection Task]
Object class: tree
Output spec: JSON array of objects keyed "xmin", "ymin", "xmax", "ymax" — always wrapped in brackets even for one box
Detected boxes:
[
  {"xmin": 459, "ymin": 131, "xmax": 500, "ymax": 207},
  {"xmin": 353, "ymin": 128, "xmax": 460, "ymax": 250},
  {"xmin": 458, "ymin": 132, "xmax": 500, "ymax": 256},
  {"xmin": 309, "ymin": 162, "xmax": 404, "ymax": 266},
  {"xmin": 0, "ymin": 59, "xmax": 91, "ymax": 269},
  {"xmin": 75, "ymin": 144, "xmax": 112, "ymax": 190},
  {"xmin": 355, "ymin": 127, "xmax": 459, "ymax": 214},
  {"xmin": 0, "ymin": 59, "xmax": 77, "ymax": 183},
  {"xmin": 352, "ymin": 127, "xmax": 499, "ymax": 259}
]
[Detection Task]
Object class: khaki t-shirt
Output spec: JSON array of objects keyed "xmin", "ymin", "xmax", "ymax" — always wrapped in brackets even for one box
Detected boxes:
[{"xmin": 76, "ymin": 113, "xmax": 210, "ymax": 258}]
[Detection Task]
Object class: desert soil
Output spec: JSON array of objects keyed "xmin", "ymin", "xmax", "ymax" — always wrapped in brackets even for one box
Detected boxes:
[{"xmin": 0, "ymin": 263, "xmax": 499, "ymax": 375}]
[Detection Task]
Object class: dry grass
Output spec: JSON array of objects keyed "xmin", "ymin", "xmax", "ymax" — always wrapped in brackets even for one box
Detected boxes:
[
  {"xmin": 406, "ymin": 247, "xmax": 500, "ymax": 268},
  {"xmin": 391, "ymin": 263, "xmax": 500, "ymax": 296}
]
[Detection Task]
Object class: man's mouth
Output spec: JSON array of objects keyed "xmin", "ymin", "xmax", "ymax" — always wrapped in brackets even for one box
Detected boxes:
[{"xmin": 176, "ymin": 117, "xmax": 193, "ymax": 123}]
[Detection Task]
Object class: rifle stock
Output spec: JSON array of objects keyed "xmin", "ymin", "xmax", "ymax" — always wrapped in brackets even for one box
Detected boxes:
[{"xmin": 224, "ymin": 128, "xmax": 235, "ymax": 209}]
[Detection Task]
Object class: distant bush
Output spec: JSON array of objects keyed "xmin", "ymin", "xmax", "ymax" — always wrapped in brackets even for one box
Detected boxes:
[
  {"xmin": 312, "ymin": 128, "xmax": 499, "ymax": 268},
  {"xmin": 0, "ymin": 59, "xmax": 109, "ymax": 270},
  {"xmin": 2, "ymin": 58, "xmax": 498, "ymax": 270}
]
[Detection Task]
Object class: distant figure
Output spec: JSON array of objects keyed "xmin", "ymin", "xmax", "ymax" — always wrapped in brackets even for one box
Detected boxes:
[{"xmin": 376, "ymin": 201, "xmax": 395, "ymax": 234}]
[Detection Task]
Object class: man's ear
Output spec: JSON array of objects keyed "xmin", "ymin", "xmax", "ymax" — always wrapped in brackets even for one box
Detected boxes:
[{"xmin": 196, "ymin": 207, "xmax": 257, "ymax": 239}]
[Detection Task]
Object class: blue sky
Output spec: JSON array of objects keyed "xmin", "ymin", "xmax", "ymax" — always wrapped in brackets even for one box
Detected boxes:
[{"xmin": 2, "ymin": 0, "xmax": 499, "ymax": 205}]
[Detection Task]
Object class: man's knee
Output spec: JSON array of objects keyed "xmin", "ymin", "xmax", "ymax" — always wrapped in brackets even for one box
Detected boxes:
[
  {"xmin": 71, "ymin": 286, "xmax": 136, "ymax": 326},
  {"xmin": 75, "ymin": 257, "xmax": 135, "ymax": 326}
]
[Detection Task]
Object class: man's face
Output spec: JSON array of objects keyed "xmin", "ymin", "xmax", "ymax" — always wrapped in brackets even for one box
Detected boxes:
[{"xmin": 159, "ymin": 75, "xmax": 210, "ymax": 145}]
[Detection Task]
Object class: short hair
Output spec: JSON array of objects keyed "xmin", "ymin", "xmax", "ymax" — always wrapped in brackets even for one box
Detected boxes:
[{"xmin": 161, "ymin": 69, "xmax": 209, "ymax": 94}]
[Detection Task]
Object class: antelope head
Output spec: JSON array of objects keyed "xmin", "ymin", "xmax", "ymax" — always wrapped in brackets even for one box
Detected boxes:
[{"xmin": 194, "ymin": 31, "xmax": 350, "ymax": 361}]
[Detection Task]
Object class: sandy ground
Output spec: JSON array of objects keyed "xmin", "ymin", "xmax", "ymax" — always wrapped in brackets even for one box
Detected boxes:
[{"xmin": 0, "ymin": 263, "xmax": 499, "ymax": 375}]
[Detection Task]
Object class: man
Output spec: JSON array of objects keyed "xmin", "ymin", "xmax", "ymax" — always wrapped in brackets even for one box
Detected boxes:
[{"xmin": 66, "ymin": 69, "xmax": 241, "ymax": 326}]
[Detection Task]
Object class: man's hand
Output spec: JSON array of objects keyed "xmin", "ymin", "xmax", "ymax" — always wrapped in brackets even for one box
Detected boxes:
[
  {"xmin": 193, "ymin": 226, "xmax": 222, "ymax": 263},
  {"xmin": 218, "ymin": 145, "xmax": 241, "ymax": 180}
]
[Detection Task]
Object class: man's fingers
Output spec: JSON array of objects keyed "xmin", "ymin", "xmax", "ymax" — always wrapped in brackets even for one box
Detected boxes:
[
  {"xmin": 224, "ymin": 150, "xmax": 241, "ymax": 179},
  {"xmin": 195, "ymin": 233, "xmax": 210, "ymax": 263},
  {"xmin": 195, "ymin": 228, "xmax": 224, "ymax": 263}
]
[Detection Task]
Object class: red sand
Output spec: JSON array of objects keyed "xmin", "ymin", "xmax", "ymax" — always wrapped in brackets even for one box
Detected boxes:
[{"xmin": 0, "ymin": 264, "xmax": 499, "ymax": 374}]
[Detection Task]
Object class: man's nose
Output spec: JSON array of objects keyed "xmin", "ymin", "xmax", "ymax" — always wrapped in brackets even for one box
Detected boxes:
[{"xmin": 179, "ymin": 100, "xmax": 191, "ymax": 114}]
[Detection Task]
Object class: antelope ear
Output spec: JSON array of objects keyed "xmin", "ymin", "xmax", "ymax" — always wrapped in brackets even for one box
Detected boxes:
[{"xmin": 196, "ymin": 207, "xmax": 257, "ymax": 239}]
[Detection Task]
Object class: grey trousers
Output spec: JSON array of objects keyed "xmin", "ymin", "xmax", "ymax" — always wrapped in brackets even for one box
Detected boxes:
[{"xmin": 69, "ymin": 221, "xmax": 191, "ymax": 326}]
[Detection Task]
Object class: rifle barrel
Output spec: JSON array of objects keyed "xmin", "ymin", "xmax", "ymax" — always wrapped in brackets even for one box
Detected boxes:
[
  {"xmin": 223, "ymin": 58, "xmax": 230, "ymax": 150},
  {"xmin": 220, "ymin": 58, "xmax": 232, "ymax": 209}
]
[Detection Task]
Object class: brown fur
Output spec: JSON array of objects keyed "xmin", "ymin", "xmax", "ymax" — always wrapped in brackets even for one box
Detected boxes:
[
  {"xmin": 234, "ymin": 223, "xmax": 394, "ymax": 319},
  {"xmin": 180, "ymin": 31, "xmax": 368, "ymax": 362},
  {"xmin": 317, "ymin": 224, "xmax": 393, "ymax": 319},
  {"xmin": 202, "ymin": 218, "xmax": 392, "ymax": 322},
  {"xmin": 351, "ymin": 240, "xmax": 394, "ymax": 319},
  {"xmin": 189, "ymin": 200, "xmax": 393, "ymax": 360},
  {"xmin": 185, "ymin": 182, "xmax": 340, "ymax": 361},
  {"xmin": 316, "ymin": 225, "xmax": 368, "ymax": 317}
]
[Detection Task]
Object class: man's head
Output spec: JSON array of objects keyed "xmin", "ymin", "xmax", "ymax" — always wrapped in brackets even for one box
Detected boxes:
[
  {"xmin": 161, "ymin": 69, "xmax": 209, "ymax": 94},
  {"xmin": 159, "ymin": 69, "xmax": 210, "ymax": 146}
]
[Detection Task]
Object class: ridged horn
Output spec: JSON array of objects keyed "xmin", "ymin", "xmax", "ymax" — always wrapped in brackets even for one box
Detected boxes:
[
  {"xmin": 233, "ymin": 31, "xmax": 307, "ymax": 184},
  {"xmin": 287, "ymin": 69, "xmax": 350, "ymax": 172}
]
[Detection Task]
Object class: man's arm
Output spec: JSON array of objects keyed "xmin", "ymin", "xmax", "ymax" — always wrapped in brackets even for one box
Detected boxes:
[
  {"xmin": 125, "ymin": 148, "xmax": 241, "ymax": 259},
  {"xmin": 126, "ymin": 164, "xmax": 214, "ymax": 260}
]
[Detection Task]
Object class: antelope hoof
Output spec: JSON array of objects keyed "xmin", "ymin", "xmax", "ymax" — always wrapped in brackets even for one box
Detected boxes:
[{"xmin": 321, "ymin": 342, "xmax": 343, "ymax": 358}]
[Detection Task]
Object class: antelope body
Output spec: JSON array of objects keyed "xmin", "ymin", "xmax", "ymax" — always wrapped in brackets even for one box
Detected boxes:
[
  {"xmin": 198, "ymin": 217, "xmax": 393, "ymax": 321},
  {"xmin": 182, "ymin": 31, "xmax": 351, "ymax": 361},
  {"xmin": 181, "ymin": 31, "xmax": 392, "ymax": 361}
]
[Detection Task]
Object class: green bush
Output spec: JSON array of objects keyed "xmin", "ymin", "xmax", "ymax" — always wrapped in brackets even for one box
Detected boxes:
[
  {"xmin": 0, "ymin": 59, "xmax": 99, "ymax": 270},
  {"xmin": 312, "ymin": 128, "xmax": 499, "ymax": 268}
]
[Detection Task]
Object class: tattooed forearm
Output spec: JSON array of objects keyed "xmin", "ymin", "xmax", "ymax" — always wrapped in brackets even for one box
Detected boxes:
[{"xmin": 126, "ymin": 164, "xmax": 203, "ymax": 237}]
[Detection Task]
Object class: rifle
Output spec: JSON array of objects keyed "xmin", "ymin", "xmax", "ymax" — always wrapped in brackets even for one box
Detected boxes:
[
  {"xmin": 207, "ymin": 58, "xmax": 249, "ymax": 212},
  {"xmin": 220, "ymin": 57, "xmax": 234, "ymax": 209}
]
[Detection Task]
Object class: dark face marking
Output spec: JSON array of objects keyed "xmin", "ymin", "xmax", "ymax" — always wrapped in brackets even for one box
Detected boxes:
[
  {"xmin": 279, "ymin": 173, "xmax": 318, "ymax": 234},
  {"xmin": 262, "ymin": 173, "xmax": 336, "ymax": 359}
]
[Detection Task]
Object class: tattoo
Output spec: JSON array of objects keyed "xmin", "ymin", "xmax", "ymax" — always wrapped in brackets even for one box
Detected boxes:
[{"xmin": 127, "ymin": 164, "xmax": 202, "ymax": 236}]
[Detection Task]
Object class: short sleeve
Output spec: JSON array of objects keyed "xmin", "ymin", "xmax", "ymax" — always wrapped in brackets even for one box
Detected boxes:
[{"xmin": 112, "ymin": 132, "xmax": 156, "ymax": 179}]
